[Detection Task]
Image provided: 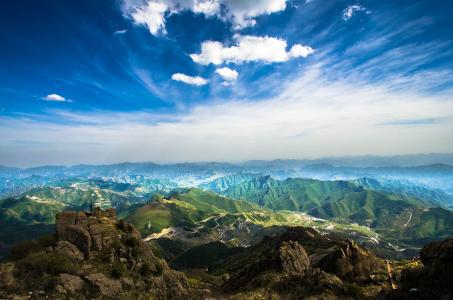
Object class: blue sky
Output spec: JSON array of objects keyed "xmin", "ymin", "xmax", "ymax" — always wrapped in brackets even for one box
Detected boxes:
[{"xmin": 1, "ymin": 0, "xmax": 453, "ymax": 166}]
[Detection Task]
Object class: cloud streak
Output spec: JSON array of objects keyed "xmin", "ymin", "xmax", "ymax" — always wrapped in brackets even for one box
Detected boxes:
[
  {"xmin": 171, "ymin": 73, "xmax": 208, "ymax": 86},
  {"xmin": 42, "ymin": 94, "xmax": 66, "ymax": 102}
]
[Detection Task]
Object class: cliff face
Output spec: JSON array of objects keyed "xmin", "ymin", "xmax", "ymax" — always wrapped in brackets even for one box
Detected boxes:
[{"xmin": 0, "ymin": 208, "xmax": 198, "ymax": 299}]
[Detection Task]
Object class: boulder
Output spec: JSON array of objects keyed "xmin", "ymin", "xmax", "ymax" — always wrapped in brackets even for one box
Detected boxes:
[
  {"xmin": 420, "ymin": 237, "xmax": 453, "ymax": 266},
  {"xmin": 279, "ymin": 241, "xmax": 310, "ymax": 275},
  {"xmin": 316, "ymin": 240, "xmax": 383, "ymax": 281},
  {"xmin": 89, "ymin": 224, "xmax": 105, "ymax": 236},
  {"xmin": 87, "ymin": 216, "xmax": 99, "ymax": 227},
  {"xmin": 104, "ymin": 208, "xmax": 116, "ymax": 218},
  {"xmin": 56, "ymin": 211, "xmax": 77, "ymax": 240},
  {"xmin": 75, "ymin": 212, "xmax": 87, "ymax": 227},
  {"xmin": 85, "ymin": 273, "xmax": 122, "ymax": 298},
  {"xmin": 59, "ymin": 273, "xmax": 85, "ymax": 294},
  {"xmin": 54, "ymin": 241, "xmax": 84, "ymax": 261},
  {"xmin": 64, "ymin": 225, "xmax": 92, "ymax": 259},
  {"xmin": 163, "ymin": 271, "xmax": 192, "ymax": 299},
  {"xmin": 92, "ymin": 234, "xmax": 103, "ymax": 251}
]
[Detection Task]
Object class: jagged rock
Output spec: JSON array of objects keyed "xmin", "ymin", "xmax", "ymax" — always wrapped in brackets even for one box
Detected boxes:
[
  {"xmin": 104, "ymin": 208, "xmax": 116, "ymax": 218},
  {"xmin": 87, "ymin": 216, "xmax": 99, "ymax": 227},
  {"xmin": 420, "ymin": 237, "xmax": 453, "ymax": 266},
  {"xmin": 56, "ymin": 211, "xmax": 77, "ymax": 239},
  {"xmin": 316, "ymin": 239, "xmax": 383, "ymax": 281},
  {"xmin": 75, "ymin": 212, "xmax": 88, "ymax": 227},
  {"xmin": 64, "ymin": 225, "xmax": 92, "ymax": 259},
  {"xmin": 120, "ymin": 277, "xmax": 135, "ymax": 289},
  {"xmin": 92, "ymin": 234, "xmax": 103, "ymax": 251},
  {"xmin": 85, "ymin": 273, "xmax": 122, "ymax": 298},
  {"xmin": 279, "ymin": 241, "xmax": 310, "ymax": 275},
  {"xmin": 5, "ymin": 208, "xmax": 196, "ymax": 299},
  {"xmin": 0, "ymin": 263, "xmax": 15, "ymax": 288},
  {"xmin": 59, "ymin": 273, "xmax": 85, "ymax": 294},
  {"xmin": 54, "ymin": 241, "xmax": 84, "ymax": 261},
  {"xmin": 89, "ymin": 224, "xmax": 105, "ymax": 236},
  {"xmin": 163, "ymin": 271, "xmax": 192, "ymax": 299}
]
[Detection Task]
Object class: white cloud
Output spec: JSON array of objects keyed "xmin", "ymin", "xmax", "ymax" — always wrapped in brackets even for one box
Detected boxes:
[
  {"xmin": 6, "ymin": 65, "xmax": 453, "ymax": 166},
  {"xmin": 222, "ymin": 0, "xmax": 287, "ymax": 29},
  {"xmin": 114, "ymin": 29, "xmax": 127, "ymax": 35},
  {"xmin": 190, "ymin": 35, "xmax": 314, "ymax": 65},
  {"xmin": 192, "ymin": 0, "xmax": 220, "ymax": 16},
  {"xmin": 215, "ymin": 67, "xmax": 238, "ymax": 82},
  {"xmin": 122, "ymin": 0, "xmax": 289, "ymax": 35},
  {"xmin": 42, "ymin": 94, "xmax": 66, "ymax": 102},
  {"xmin": 171, "ymin": 73, "xmax": 208, "ymax": 86},
  {"xmin": 131, "ymin": 1, "xmax": 168, "ymax": 35},
  {"xmin": 342, "ymin": 5, "xmax": 368, "ymax": 21}
]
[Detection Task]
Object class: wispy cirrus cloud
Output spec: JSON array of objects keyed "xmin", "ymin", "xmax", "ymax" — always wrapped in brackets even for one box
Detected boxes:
[
  {"xmin": 3, "ymin": 61, "xmax": 453, "ymax": 166},
  {"xmin": 342, "ymin": 5, "xmax": 370, "ymax": 21}
]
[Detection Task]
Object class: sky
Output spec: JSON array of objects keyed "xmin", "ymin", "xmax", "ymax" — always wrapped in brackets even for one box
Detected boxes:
[{"xmin": 0, "ymin": 0, "xmax": 453, "ymax": 167}]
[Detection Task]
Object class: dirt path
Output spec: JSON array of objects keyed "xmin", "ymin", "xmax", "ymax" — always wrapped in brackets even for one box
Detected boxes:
[
  {"xmin": 386, "ymin": 260, "xmax": 397, "ymax": 290},
  {"xmin": 403, "ymin": 212, "xmax": 412, "ymax": 227}
]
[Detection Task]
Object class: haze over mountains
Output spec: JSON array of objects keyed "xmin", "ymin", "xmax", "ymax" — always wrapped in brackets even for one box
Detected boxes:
[
  {"xmin": 1, "ymin": 153, "xmax": 452, "ymax": 259},
  {"xmin": 1, "ymin": 154, "xmax": 452, "ymax": 298}
]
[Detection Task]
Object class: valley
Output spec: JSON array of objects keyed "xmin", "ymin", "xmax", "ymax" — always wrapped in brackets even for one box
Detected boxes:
[{"xmin": 0, "ymin": 159, "xmax": 452, "ymax": 298}]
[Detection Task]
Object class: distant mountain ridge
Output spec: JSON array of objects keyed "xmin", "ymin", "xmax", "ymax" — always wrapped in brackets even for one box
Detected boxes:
[
  {"xmin": 203, "ymin": 174, "xmax": 453, "ymax": 250},
  {"xmin": 2, "ymin": 153, "xmax": 453, "ymax": 176}
]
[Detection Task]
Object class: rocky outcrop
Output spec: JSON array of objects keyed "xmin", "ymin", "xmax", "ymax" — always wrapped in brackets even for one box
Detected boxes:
[
  {"xmin": 316, "ymin": 239, "xmax": 384, "ymax": 282},
  {"xmin": 1, "ymin": 208, "xmax": 194, "ymax": 299},
  {"xmin": 64, "ymin": 225, "xmax": 91, "ymax": 259},
  {"xmin": 390, "ymin": 237, "xmax": 453, "ymax": 300},
  {"xmin": 55, "ymin": 208, "xmax": 123, "ymax": 259},
  {"xmin": 215, "ymin": 227, "xmax": 386, "ymax": 298},
  {"xmin": 420, "ymin": 237, "xmax": 453, "ymax": 266},
  {"xmin": 58, "ymin": 273, "xmax": 85, "ymax": 294},
  {"xmin": 56, "ymin": 211, "xmax": 77, "ymax": 238},
  {"xmin": 54, "ymin": 240, "xmax": 84, "ymax": 261},
  {"xmin": 279, "ymin": 241, "xmax": 310, "ymax": 275},
  {"xmin": 85, "ymin": 273, "xmax": 122, "ymax": 298}
]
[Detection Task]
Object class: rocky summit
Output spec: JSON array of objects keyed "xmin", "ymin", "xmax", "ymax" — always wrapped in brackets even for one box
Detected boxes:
[{"xmin": 0, "ymin": 208, "xmax": 199, "ymax": 299}]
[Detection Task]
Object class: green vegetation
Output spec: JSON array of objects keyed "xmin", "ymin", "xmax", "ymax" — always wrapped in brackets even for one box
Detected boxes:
[
  {"xmin": 205, "ymin": 175, "xmax": 453, "ymax": 246},
  {"xmin": 125, "ymin": 188, "xmax": 263, "ymax": 235},
  {"xmin": 172, "ymin": 241, "xmax": 244, "ymax": 269}
]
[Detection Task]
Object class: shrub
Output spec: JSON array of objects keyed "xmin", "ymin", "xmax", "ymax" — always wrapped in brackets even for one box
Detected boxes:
[
  {"xmin": 9, "ymin": 235, "xmax": 57, "ymax": 261},
  {"xmin": 124, "ymin": 236, "xmax": 139, "ymax": 247},
  {"xmin": 140, "ymin": 262, "xmax": 151, "ymax": 277},
  {"xmin": 38, "ymin": 234, "xmax": 57, "ymax": 248},
  {"xmin": 9, "ymin": 240, "xmax": 41, "ymax": 260},
  {"xmin": 110, "ymin": 261, "xmax": 127, "ymax": 279},
  {"xmin": 155, "ymin": 260, "xmax": 165, "ymax": 276},
  {"xmin": 16, "ymin": 252, "xmax": 75, "ymax": 276},
  {"xmin": 116, "ymin": 219, "xmax": 127, "ymax": 231},
  {"xmin": 343, "ymin": 283, "xmax": 365, "ymax": 299}
]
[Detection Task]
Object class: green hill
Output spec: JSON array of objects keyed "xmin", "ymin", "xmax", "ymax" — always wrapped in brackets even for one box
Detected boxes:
[
  {"xmin": 124, "ymin": 188, "xmax": 262, "ymax": 236},
  {"xmin": 204, "ymin": 175, "xmax": 453, "ymax": 247}
]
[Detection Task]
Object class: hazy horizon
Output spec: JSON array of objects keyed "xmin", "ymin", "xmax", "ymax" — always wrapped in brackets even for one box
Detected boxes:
[{"xmin": 2, "ymin": 152, "xmax": 453, "ymax": 169}]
